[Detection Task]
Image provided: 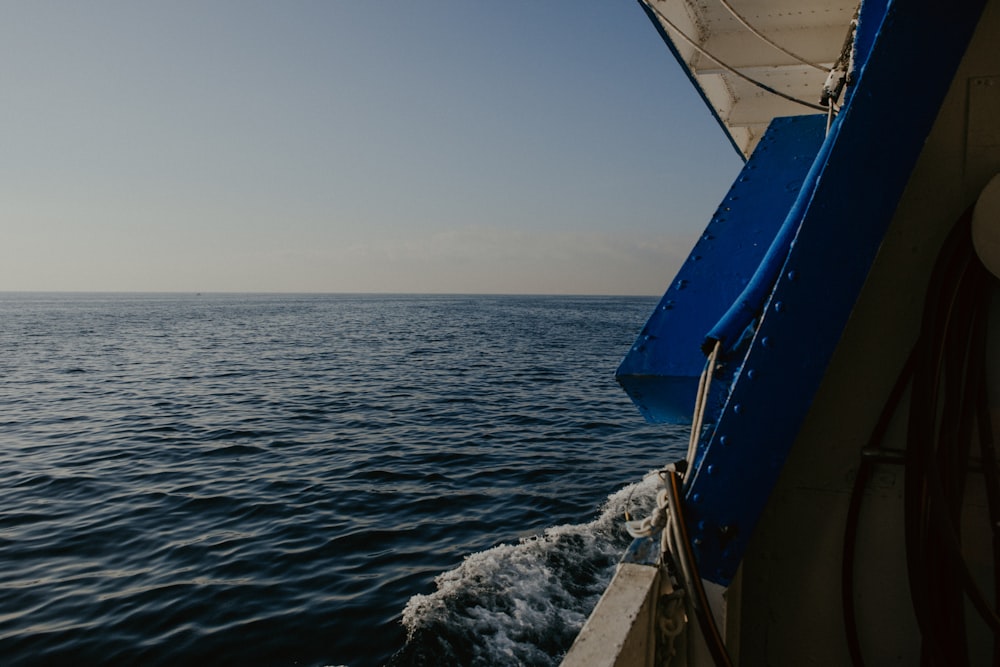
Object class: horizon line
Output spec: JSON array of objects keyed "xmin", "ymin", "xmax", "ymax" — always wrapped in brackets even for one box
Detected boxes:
[{"xmin": 0, "ymin": 289, "xmax": 662, "ymax": 298}]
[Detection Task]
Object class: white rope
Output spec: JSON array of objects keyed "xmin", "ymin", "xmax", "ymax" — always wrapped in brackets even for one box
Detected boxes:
[
  {"xmin": 658, "ymin": 584, "xmax": 687, "ymax": 664},
  {"xmin": 686, "ymin": 340, "xmax": 721, "ymax": 468},
  {"xmin": 820, "ymin": 8, "xmax": 859, "ymax": 111},
  {"xmin": 625, "ymin": 338, "xmax": 718, "ymax": 539},
  {"xmin": 662, "ymin": 501, "xmax": 694, "ymax": 604},
  {"xmin": 625, "ymin": 487, "xmax": 670, "ymax": 538}
]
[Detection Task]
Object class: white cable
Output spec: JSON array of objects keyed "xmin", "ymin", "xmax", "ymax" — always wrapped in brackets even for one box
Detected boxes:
[
  {"xmin": 717, "ymin": 0, "xmax": 830, "ymax": 73},
  {"xmin": 641, "ymin": 0, "xmax": 828, "ymax": 112}
]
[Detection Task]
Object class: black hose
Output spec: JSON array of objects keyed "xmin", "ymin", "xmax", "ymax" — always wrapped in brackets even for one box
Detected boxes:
[
  {"xmin": 843, "ymin": 208, "xmax": 1000, "ymax": 665},
  {"xmin": 664, "ymin": 470, "xmax": 733, "ymax": 667},
  {"xmin": 905, "ymin": 210, "xmax": 972, "ymax": 666},
  {"xmin": 906, "ymin": 211, "xmax": 999, "ymax": 664},
  {"xmin": 842, "ymin": 350, "xmax": 916, "ymax": 667},
  {"xmin": 975, "ymin": 376, "xmax": 1000, "ymax": 665}
]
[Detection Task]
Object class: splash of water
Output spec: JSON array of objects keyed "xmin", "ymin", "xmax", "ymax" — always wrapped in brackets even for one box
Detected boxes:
[{"xmin": 389, "ymin": 475, "xmax": 660, "ymax": 666}]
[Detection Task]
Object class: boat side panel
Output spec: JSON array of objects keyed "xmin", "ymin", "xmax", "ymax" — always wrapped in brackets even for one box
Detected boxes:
[
  {"xmin": 617, "ymin": 115, "xmax": 826, "ymax": 424},
  {"xmin": 684, "ymin": 0, "xmax": 990, "ymax": 585},
  {"xmin": 733, "ymin": 1, "xmax": 1000, "ymax": 660}
]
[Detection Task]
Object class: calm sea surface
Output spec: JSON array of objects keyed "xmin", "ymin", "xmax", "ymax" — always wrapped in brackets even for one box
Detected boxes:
[{"xmin": 1, "ymin": 293, "xmax": 686, "ymax": 666}]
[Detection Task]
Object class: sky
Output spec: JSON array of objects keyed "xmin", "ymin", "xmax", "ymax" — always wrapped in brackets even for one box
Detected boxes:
[{"xmin": 2, "ymin": 1, "xmax": 743, "ymax": 295}]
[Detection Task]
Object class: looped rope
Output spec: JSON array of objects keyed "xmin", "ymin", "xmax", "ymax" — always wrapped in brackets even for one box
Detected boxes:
[
  {"xmin": 625, "ymin": 470, "xmax": 676, "ymax": 539},
  {"xmin": 625, "ymin": 487, "xmax": 670, "ymax": 538},
  {"xmin": 625, "ymin": 340, "xmax": 719, "ymax": 538},
  {"xmin": 658, "ymin": 587, "xmax": 688, "ymax": 664}
]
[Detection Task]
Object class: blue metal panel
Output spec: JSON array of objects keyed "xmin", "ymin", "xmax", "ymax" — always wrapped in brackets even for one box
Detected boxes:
[
  {"xmin": 703, "ymin": 119, "xmax": 839, "ymax": 351},
  {"xmin": 683, "ymin": 0, "xmax": 989, "ymax": 585},
  {"xmin": 848, "ymin": 0, "xmax": 891, "ymax": 103},
  {"xmin": 616, "ymin": 115, "xmax": 827, "ymax": 424}
]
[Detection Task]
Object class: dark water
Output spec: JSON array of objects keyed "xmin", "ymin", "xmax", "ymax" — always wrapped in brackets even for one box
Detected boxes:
[{"xmin": 0, "ymin": 293, "xmax": 686, "ymax": 666}]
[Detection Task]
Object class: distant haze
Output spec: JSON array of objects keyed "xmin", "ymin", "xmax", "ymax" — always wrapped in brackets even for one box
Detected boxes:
[{"xmin": 2, "ymin": 1, "xmax": 742, "ymax": 295}]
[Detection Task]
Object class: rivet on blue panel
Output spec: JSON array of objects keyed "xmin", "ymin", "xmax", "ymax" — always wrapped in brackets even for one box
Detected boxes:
[{"xmin": 616, "ymin": 115, "xmax": 827, "ymax": 428}]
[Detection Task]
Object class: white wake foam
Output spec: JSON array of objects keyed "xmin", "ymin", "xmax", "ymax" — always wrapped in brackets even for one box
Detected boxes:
[{"xmin": 398, "ymin": 475, "xmax": 660, "ymax": 666}]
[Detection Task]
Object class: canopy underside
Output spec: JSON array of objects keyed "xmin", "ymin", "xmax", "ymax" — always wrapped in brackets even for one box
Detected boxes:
[{"xmin": 642, "ymin": 0, "xmax": 858, "ymax": 156}]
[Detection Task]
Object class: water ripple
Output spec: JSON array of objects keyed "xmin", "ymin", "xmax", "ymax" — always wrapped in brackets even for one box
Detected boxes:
[{"xmin": 0, "ymin": 293, "xmax": 684, "ymax": 666}]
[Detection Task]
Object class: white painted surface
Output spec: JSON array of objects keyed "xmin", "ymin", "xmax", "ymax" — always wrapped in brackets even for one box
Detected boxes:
[
  {"xmin": 973, "ymin": 173, "xmax": 1000, "ymax": 278},
  {"xmin": 641, "ymin": 0, "xmax": 857, "ymax": 155},
  {"xmin": 561, "ymin": 563, "xmax": 660, "ymax": 667}
]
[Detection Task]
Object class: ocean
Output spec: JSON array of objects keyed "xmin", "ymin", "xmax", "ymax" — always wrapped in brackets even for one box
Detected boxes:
[{"xmin": 1, "ymin": 293, "xmax": 687, "ymax": 666}]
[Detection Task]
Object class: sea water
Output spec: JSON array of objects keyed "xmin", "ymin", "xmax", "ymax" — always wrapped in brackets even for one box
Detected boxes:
[{"xmin": 0, "ymin": 293, "xmax": 686, "ymax": 666}]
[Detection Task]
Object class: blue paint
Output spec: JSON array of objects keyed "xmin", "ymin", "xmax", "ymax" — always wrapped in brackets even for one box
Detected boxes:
[
  {"xmin": 846, "ymin": 0, "xmax": 892, "ymax": 107},
  {"xmin": 681, "ymin": 0, "xmax": 988, "ymax": 585},
  {"xmin": 616, "ymin": 115, "xmax": 827, "ymax": 424},
  {"xmin": 704, "ymin": 113, "xmax": 842, "ymax": 351}
]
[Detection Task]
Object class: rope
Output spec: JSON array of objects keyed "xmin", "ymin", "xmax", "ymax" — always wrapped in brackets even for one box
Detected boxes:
[
  {"xmin": 625, "ymin": 486, "xmax": 670, "ymax": 538},
  {"xmin": 686, "ymin": 340, "xmax": 721, "ymax": 467},
  {"xmin": 659, "ymin": 586, "xmax": 687, "ymax": 664},
  {"xmin": 663, "ymin": 470, "xmax": 734, "ymax": 666},
  {"xmin": 820, "ymin": 8, "xmax": 859, "ymax": 109},
  {"xmin": 623, "ymin": 283, "xmax": 725, "ymax": 660},
  {"xmin": 641, "ymin": 0, "xmax": 828, "ymax": 112}
]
